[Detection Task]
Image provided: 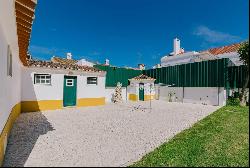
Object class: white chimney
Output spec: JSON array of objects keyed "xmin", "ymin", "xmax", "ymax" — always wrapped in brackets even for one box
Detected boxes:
[
  {"xmin": 180, "ymin": 47, "xmax": 185, "ymax": 53},
  {"xmin": 173, "ymin": 38, "xmax": 181, "ymax": 55},
  {"xmin": 138, "ymin": 64, "xmax": 145, "ymax": 70},
  {"xmin": 105, "ymin": 59, "xmax": 110, "ymax": 65},
  {"xmin": 67, "ymin": 53, "xmax": 72, "ymax": 59}
]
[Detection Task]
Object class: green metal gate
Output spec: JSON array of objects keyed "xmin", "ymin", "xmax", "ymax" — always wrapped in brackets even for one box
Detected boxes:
[
  {"xmin": 139, "ymin": 83, "xmax": 144, "ymax": 101},
  {"xmin": 63, "ymin": 76, "xmax": 77, "ymax": 107}
]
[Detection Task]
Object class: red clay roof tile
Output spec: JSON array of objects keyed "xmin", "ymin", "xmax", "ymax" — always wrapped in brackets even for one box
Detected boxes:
[
  {"xmin": 27, "ymin": 59, "xmax": 103, "ymax": 73},
  {"xmin": 131, "ymin": 74, "xmax": 155, "ymax": 80},
  {"xmin": 206, "ymin": 43, "xmax": 242, "ymax": 55}
]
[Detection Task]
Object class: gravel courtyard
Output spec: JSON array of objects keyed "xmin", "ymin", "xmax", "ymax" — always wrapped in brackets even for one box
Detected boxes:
[{"xmin": 4, "ymin": 100, "xmax": 219, "ymax": 167}]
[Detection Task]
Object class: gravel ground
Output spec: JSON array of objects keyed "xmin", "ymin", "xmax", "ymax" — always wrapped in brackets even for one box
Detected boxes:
[{"xmin": 4, "ymin": 100, "xmax": 219, "ymax": 167}]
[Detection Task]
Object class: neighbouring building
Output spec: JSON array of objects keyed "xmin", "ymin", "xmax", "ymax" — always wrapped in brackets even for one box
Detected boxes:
[
  {"xmin": 52, "ymin": 53, "xmax": 96, "ymax": 67},
  {"xmin": 128, "ymin": 74, "xmax": 156, "ymax": 101},
  {"xmin": 153, "ymin": 64, "xmax": 161, "ymax": 69},
  {"xmin": 143, "ymin": 38, "xmax": 248, "ymax": 106},
  {"xmin": 161, "ymin": 38, "xmax": 243, "ymax": 67},
  {"xmin": 138, "ymin": 64, "xmax": 146, "ymax": 70}
]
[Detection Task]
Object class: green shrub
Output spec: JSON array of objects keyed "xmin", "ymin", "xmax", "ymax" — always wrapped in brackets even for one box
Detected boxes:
[{"xmin": 227, "ymin": 97, "xmax": 240, "ymax": 106}]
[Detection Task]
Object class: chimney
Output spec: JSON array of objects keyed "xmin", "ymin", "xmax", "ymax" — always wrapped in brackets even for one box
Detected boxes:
[
  {"xmin": 67, "ymin": 53, "xmax": 72, "ymax": 59},
  {"xmin": 105, "ymin": 59, "xmax": 110, "ymax": 65},
  {"xmin": 180, "ymin": 47, "xmax": 185, "ymax": 53},
  {"xmin": 173, "ymin": 38, "xmax": 181, "ymax": 55},
  {"xmin": 138, "ymin": 64, "xmax": 145, "ymax": 70},
  {"xmin": 156, "ymin": 64, "xmax": 161, "ymax": 68}
]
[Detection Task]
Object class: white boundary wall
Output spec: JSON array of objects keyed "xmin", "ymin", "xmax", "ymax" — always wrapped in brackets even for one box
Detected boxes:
[
  {"xmin": 183, "ymin": 87, "xmax": 226, "ymax": 106},
  {"xmin": 157, "ymin": 86, "xmax": 226, "ymax": 106},
  {"xmin": 0, "ymin": 0, "xmax": 21, "ymax": 134}
]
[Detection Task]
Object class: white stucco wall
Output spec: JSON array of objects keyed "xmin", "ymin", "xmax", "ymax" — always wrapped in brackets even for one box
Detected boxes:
[
  {"xmin": 0, "ymin": 0, "xmax": 22, "ymax": 135},
  {"xmin": 22, "ymin": 67, "xmax": 106, "ymax": 101},
  {"xmin": 77, "ymin": 75, "xmax": 106, "ymax": 98},
  {"xmin": 183, "ymin": 87, "xmax": 225, "ymax": 106},
  {"xmin": 77, "ymin": 59, "xmax": 95, "ymax": 67},
  {"xmin": 143, "ymin": 83, "xmax": 156, "ymax": 95},
  {"xmin": 158, "ymin": 87, "xmax": 184, "ymax": 102},
  {"xmin": 158, "ymin": 86, "xmax": 226, "ymax": 106},
  {"xmin": 22, "ymin": 68, "xmax": 64, "ymax": 101},
  {"xmin": 127, "ymin": 80, "xmax": 155, "ymax": 101},
  {"xmin": 127, "ymin": 85, "xmax": 137, "ymax": 95}
]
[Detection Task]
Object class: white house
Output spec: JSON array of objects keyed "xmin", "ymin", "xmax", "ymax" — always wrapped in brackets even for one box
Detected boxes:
[
  {"xmin": 0, "ymin": 1, "xmax": 107, "ymax": 164},
  {"xmin": 0, "ymin": 0, "xmax": 37, "ymax": 165},
  {"xmin": 77, "ymin": 58, "xmax": 96, "ymax": 67},
  {"xmin": 51, "ymin": 53, "xmax": 97, "ymax": 67},
  {"xmin": 157, "ymin": 38, "xmax": 245, "ymax": 106},
  {"xmin": 161, "ymin": 38, "xmax": 243, "ymax": 67},
  {"xmin": 21, "ymin": 59, "xmax": 107, "ymax": 112}
]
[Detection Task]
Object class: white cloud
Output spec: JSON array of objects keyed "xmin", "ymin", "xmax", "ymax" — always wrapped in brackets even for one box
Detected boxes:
[{"xmin": 193, "ymin": 25, "xmax": 241, "ymax": 44}]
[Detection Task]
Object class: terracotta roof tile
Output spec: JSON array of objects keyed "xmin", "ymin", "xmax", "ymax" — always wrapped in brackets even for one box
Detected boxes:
[
  {"xmin": 27, "ymin": 59, "xmax": 103, "ymax": 72},
  {"xmin": 206, "ymin": 43, "xmax": 242, "ymax": 55},
  {"xmin": 51, "ymin": 56, "xmax": 78, "ymax": 65},
  {"xmin": 131, "ymin": 74, "xmax": 155, "ymax": 80}
]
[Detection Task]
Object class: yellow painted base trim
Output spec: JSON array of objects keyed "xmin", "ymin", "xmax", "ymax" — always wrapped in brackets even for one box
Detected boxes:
[
  {"xmin": 21, "ymin": 100, "xmax": 63, "ymax": 113},
  {"xmin": 21, "ymin": 98, "xmax": 107, "ymax": 113},
  {"xmin": 129, "ymin": 94, "xmax": 155, "ymax": 101},
  {"xmin": 77, "ymin": 97, "xmax": 105, "ymax": 107},
  {"xmin": 0, "ymin": 103, "xmax": 21, "ymax": 166},
  {"xmin": 129, "ymin": 94, "xmax": 138, "ymax": 101},
  {"xmin": 144, "ymin": 95, "xmax": 155, "ymax": 101}
]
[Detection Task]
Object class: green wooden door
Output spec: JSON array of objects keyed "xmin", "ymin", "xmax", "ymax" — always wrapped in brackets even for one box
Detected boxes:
[
  {"xmin": 139, "ymin": 83, "xmax": 144, "ymax": 101},
  {"xmin": 63, "ymin": 76, "xmax": 77, "ymax": 107}
]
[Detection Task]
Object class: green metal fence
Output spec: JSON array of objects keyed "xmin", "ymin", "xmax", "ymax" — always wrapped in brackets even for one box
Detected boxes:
[
  {"xmin": 143, "ymin": 58, "xmax": 229, "ymax": 87},
  {"xmin": 228, "ymin": 65, "xmax": 248, "ymax": 88},
  {"xmin": 95, "ymin": 59, "xmax": 247, "ymax": 88},
  {"xmin": 94, "ymin": 65, "xmax": 142, "ymax": 87}
]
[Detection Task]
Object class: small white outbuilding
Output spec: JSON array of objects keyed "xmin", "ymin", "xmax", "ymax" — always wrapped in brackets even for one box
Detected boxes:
[
  {"xmin": 21, "ymin": 59, "xmax": 106, "ymax": 112},
  {"xmin": 128, "ymin": 74, "xmax": 156, "ymax": 101}
]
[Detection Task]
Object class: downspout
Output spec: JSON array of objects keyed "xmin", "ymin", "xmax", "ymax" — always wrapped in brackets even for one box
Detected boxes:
[
  {"xmin": 126, "ymin": 86, "xmax": 127, "ymax": 102},
  {"xmin": 182, "ymin": 86, "xmax": 184, "ymax": 103},
  {"xmin": 217, "ymin": 59, "xmax": 220, "ymax": 106},
  {"xmin": 218, "ymin": 86, "xmax": 220, "ymax": 106},
  {"xmin": 225, "ymin": 59, "xmax": 230, "ymax": 99}
]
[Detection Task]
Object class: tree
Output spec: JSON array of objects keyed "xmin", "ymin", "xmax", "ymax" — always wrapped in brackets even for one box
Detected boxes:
[{"xmin": 238, "ymin": 41, "xmax": 249, "ymax": 106}]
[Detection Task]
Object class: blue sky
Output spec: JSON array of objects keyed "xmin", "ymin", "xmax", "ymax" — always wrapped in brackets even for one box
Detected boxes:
[{"xmin": 30, "ymin": 0, "xmax": 249, "ymax": 68}]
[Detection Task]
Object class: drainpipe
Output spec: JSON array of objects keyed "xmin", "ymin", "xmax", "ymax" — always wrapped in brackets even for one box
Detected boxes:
[
  {"xmin": 182, "ymin": 86, "xmax": 184, "ymax": 103},
  {"xmin": 126, "ymin": 86, "xmax": 127, "ymax": 102},
  {"xmin": 218, "ymin": 86, "xmax": 220, "ymax": 106},
  {"xmin": 224, "ymin": 58, "xmax": 230, "ymax": 100}
]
